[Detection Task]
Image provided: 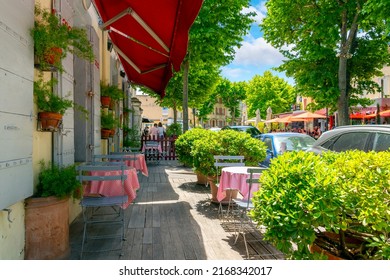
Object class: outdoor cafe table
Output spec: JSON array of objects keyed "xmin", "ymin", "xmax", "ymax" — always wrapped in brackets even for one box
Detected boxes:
[
  {"xmin": 123, "ymin": 153, "xmax": 148, "ymax": 176},
  {"xmin": 84, "ymin": 166, "xmax": 140, "ymax": 209},
  {"xmin": 217, "ymin": 166, "xmax": 261, "ymax": 202}
]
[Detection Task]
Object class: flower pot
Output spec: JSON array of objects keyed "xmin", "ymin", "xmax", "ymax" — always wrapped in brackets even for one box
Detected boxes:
[
  {"xmin": 207, "ymin": 176, "xmax": 238, "ymax": 204},
  {"xmin": 100, "ymin": 96, "xmax": 111, "ymax": 108},
  {"xmin": 109, "ymin": 128, "xmax": 116, "ymax": 137},
  {"xmin": 38, "ymin": 112, "xmax": 63, "ymax": 131},
  {"xmin": 196, "ymin": 171, "xmax": 208, "ymax": 185},
  {"xmin": 25, "ymin": 196, "xmax": 70, "ymax": 259},
  {"xmin": 101, "ymin": 128, "xmax": 111, "ymax": 139}
]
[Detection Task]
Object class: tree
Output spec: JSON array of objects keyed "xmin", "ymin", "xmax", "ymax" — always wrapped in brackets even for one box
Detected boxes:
[
  {"xmin": 215, "ymin": 78, "xmax": 247, "ymax": 125},
  {"xmin": 181, "ymin": 0, "xmax": 255, "ymax": 131},
  {"xmin": 246, "ymin": 71, "xmax": 296, "ymax": 119},
  {"xmin": 261, "ymin": 0, "xmax": 390, "ymax": 125}
]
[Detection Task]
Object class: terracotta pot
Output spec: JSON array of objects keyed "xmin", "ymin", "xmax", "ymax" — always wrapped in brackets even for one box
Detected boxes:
[
  {"xmin": 101, "ymin": 128, "xmax": 111, "ymax": 139},
  {"xmin": 38, "ymin": 112, "xmax": 63, "ymax": 131},
  {"xmin": 100, "ymin": 96, "xmax": 111, "ymax": 108},
  {"xmin": 109, "ymin": 128, "xmax": 116, "ymax": 137},
  {"xmin": 207, "ymin": 176, "xmax": 238, "ymax": 203},
  {"xmin": 25, "ymin": 196, "xmax": 70, "ymax": 260},
  {"xmin": 309, "ymin": 243, "xmax": 344, "ymax": 260},
  {"xmin": 196, "ymin": 171, "xmax": 208, "ymax": 185}
]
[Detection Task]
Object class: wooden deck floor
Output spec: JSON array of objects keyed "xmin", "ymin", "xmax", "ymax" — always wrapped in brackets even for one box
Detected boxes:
[{"xmin": 68, "ymin": 160, "xmax": 284, "ymax": 260}]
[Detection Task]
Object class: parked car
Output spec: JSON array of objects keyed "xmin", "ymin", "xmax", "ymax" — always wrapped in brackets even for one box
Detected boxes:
[
  {"xmin": 208, "ymin": 127, "xmax": 221, "ymax": 132},
  {"xmin": 307, "ymin": 125, "xmax": 390, "ymax": 154},
  {"xmin": 221, "ymin": 125, "xmax": 262, "ymax": 139},
  {"xmin": 259, "ymin": 132, "xmax": 317, "ymax": 167}
]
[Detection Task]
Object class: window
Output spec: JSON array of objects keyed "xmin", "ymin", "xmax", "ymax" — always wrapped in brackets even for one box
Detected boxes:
[
  {"xmin": 331, "ymin": 132, "xmax": 369, "ymax": 152},
  {"xmin": 373, "ymin": 132, "xmax": 390, "ymax": 151}
]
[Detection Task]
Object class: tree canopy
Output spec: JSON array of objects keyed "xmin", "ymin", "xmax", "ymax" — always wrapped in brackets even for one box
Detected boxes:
[
  {"xmin": 261, "ymin": 0, "xmax": 390, "ymax": 125},
  {"xmin": 246, "ymin": 71, "xmax": 296, "ymax": 119}
]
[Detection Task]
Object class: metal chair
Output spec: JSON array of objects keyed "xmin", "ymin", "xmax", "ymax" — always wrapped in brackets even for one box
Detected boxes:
[
  {"xmin": 232, "ymin": 167, "xmax": 267, "ymax": 259},
  {"xmin": 76, "ymin": 164, "xmax": 128, "ymax": 259},
  {"xmin": 213, "ymin": 155, "xmax": 245, "ymax": 221}
]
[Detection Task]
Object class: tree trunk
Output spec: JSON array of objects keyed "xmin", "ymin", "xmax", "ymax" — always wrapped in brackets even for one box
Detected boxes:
[
  {"xmin": 337, "ymin": 55, "xmax": 349, "ymax": 126},
  {"xmin": 173, "ymin": 101, "xmax": 177, "ymax": 123},
  {"xmin": 182, "ymin": 58, "xmax": 189, "ymax": 132}
]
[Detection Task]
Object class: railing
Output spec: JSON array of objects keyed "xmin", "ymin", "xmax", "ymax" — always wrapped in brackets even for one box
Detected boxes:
[{"xmin": 138, "ymin": 135, "xmax": 178, "ymax": 161}]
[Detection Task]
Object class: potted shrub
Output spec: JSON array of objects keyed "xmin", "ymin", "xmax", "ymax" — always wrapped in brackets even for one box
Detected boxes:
[
  {"xmin": 250, "ymin": 150, "xmax": 390, "ymax": 260},
  {"xmin": 101, "ymin": 111, "xmax": 118, "ymax": 139},
  {"xmin": 175, "ymin": 128, "xmax": 213, "ymax": 184},
  {"xmin": 31, "ymin": 4, "xmax": 94, "ymax": 72},
  {"xmin": 191, "ymin": 129, "xmax": 267, "ymax": 201},
  {"xmin": 100, "ymin": 81, "xmax": 124, "ymax": 108},
  {"xmin": 25, "ymin": 160, "xmax": 82, "ymax": 259}
]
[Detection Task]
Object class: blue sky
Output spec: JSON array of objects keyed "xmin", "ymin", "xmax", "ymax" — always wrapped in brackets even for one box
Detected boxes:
[{"xmin": 221, "ymin": 0, "xmax": 293, "ymax": 84}]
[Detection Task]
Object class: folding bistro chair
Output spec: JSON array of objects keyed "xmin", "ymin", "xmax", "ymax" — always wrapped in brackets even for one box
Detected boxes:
[
  {"xmin": 76, "ymin": 164, "xmax": 128, "ymax": 259},
  {"xmin": 213, "ymin": 155, "xmax": 245, "ymax": 221},
  {"xmin": 232, "ymin": 167, "xmax": 267, "ymax": 259}
]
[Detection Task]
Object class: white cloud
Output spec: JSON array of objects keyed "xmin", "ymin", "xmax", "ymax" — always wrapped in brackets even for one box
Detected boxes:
[
  {"xmin": 221, "ymin": 67, "xmax": 252, "ymax": 80},
  {"xmin": 232, "ymin": 37, "xmax": 285, "ymax": 67}
]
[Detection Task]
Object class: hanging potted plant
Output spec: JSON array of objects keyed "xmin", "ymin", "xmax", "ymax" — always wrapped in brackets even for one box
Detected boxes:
[
  {"xmin": 31, "ymin": 4, "xmax": 94, "ymax": 72},
  {"xmin": 25, "ymin": 160, "xmax": 82, "ymax": 259},
  {"xmin": 101, "ymin": 111, "xmax": 117, "ymax": 139},
  {"xmin": 34, "ymin": 76, "xmax": 87, "ymax": 131},
  {"xmin": 100, "ymin": 81, "xmax": 124, "ymax": 108}
]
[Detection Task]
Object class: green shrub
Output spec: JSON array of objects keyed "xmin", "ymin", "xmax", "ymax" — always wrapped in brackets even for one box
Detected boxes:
[
  {"xmin": 191, "ymin": 129, "xmax": 267, "ymax": 177},
  {"xmin": 175, "ymin": 128, "xmax": 212, "ymax": 167},
  {"xmin": 250, "ymin": 150, "xmax": 390, "ymax": 260},
  {"xmin": 166, "ymin": 123, "xmax": 182, "ymax": 137},
  {"xmin": 36, "ymin": 160, "xmax": 82, "ymax": 199}
]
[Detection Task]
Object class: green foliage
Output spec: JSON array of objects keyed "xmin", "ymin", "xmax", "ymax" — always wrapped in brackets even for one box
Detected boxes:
[
  {"xmin": 261, "ymin": 0, "xmax": 390, "ymax": 125},
  {"xmin": 100, "ymin": 81, "xmax": 124, "ymax": 100},
  {"xmin": 36, "ymin": 160, "xmax": 82, "ymax": 199},
  {"xmin": 34, "ymin": 77, "xmax": 72, "ymax": 115},
  {"xmin": 166, "ymin": 123, "xmax": 182, "ymax": 137},
  {"xmin": 251, "ymin": 150, "xmax": 390, "ymax": 260},
  {"xmin": 101, "ymin": 111, "xmax": 117, "ymax": 129},
  {"xmin": 175, "ymin": 128, "xmax": 212, "ymax": 167},
  {"xmin": 216, "ymin": 78, "xmax": 247, "ymax": 123},
  {"xmin": 246, "ymin": 71, "xmax": 296, "ymax": 119},
  {"xmin": 191, "ymin": 129, "xmax": 267, "ymax": 177},
  {"xmin": 123, "ymin": 126, "xmax": 141, "ymax": 148},
  {"xmin": 31, "ymin": 4, "xmax": 94, "ymax": 72}
]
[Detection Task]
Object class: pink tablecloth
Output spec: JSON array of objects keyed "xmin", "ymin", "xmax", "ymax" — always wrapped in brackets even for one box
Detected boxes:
[
  {"xmin": 217, "ymin": 166, "xmax": 261, "ymax": 202},
  {"xmin": 123, "ymin": 154, "xmax": 148, "ymax": 176},
  {"xmin": 84, "ymin": 167, "xmax": 140, "ymax": 209}
]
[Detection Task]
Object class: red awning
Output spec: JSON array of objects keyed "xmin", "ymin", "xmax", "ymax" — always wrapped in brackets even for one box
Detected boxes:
[{"xmin": 92, "ymin": 0, "xmax": 203, "ymax": 97}]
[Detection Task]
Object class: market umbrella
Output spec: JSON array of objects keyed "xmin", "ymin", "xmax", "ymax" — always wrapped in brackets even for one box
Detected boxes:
[
  {"xmin": 255, "ymin": 109, "xmax": 261, "ymax": 126},
  {"xmin": 92, "ymin": 0, "xmax": 203, "ymax": 97},
  {"xmin": 379, "ymin": 109, "xmax": 390, "ymax": 117},
  {"xmin": 291, "ymin": 112, "xmax": 327, "ymax": 120}
]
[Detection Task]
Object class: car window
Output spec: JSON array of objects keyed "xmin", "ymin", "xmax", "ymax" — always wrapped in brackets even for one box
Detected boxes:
[
  {"xmin": 263, "ymin": 137, "xmax": 273, "ymax": 151},
  {"xmin": 274, "ymin": 136, "xmax": 315, "ymax": 152},
  {"xmin": 331, "ymin": 132, "xmax": 369, "ymax": 152},
  {"xmin": 373, "ymin": 132, "xmax": 390, "ymax": 152},
  {"xmin": 246, "ymin": 127, "xmax": 261, "ymax": 136}
]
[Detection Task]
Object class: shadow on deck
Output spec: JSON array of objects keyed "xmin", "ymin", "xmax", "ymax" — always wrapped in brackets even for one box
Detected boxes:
[{"xmin": 68, "ymin": 160, "xmax": 284, "ymax": 260}]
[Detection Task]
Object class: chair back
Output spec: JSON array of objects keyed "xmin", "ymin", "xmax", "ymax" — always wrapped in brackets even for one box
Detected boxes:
[
  {"xmin": 76, "ymin": 164, "xmax": 128, "ymax": 183},
  {"xmin": 92, "ymin": 154, "xmax": 137, "ymax": 165},
  {"xmin": 245, "ymin": 167, "xmax": 267, "ymax": 208},
  {"xmin": 213, "ymin": 155, "xmax": 245, "ymax": 184}
]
